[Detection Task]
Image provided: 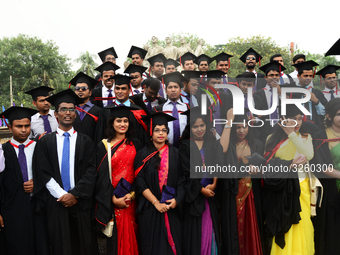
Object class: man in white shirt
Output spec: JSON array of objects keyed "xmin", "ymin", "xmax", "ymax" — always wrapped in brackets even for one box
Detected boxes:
[
  {"xmin": 0, "ymin": 106, "xmax": 38, "ymax": 254},
  {"xmin": 33, "ymin": 89, "xmax": 97, "ymax": 255},
  {"xmin": 270, "ymin": 54, "xmax": 295, "ymax": 84},
  {"xmin": 153, "ymin": 72, "xmax": 189, "ymax": 147},
  {"xmin": 91, "ymin": 61, "xmax": 120, "ymax": 108},
  {"xmin": 316, "ymin": 65, "xmax": 340, "ymax": 101},
  {"xmin": 25, "ymin": 86, "xmax": 58, "ymax": 139},
  {"xmin": 124, "ymin": 64, "xmax": 147, "ymax": 95},
  {"xmin": 289, "ymin": 54, "xmax": 306, "ymax": 78}
]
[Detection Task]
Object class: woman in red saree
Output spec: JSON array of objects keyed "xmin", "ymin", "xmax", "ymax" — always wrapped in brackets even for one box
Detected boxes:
[
  {"xmin": 94, "ymin": 106, "xmax": 142, "ymax": 255},
  {"xmin": 135, "ymin": 112, "xmax": 186, "ymax": 255}
]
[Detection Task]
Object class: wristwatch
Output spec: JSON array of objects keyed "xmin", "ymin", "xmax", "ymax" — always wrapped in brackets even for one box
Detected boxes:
[{"xmin": 224, "ymin": 124, "xmax": 231, "ymax": 129}]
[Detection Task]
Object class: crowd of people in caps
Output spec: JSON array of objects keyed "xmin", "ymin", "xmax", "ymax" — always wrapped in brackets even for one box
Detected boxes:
[{"xmin": 1, "ymin": 38, "xmax": 340, "ymax": 255}]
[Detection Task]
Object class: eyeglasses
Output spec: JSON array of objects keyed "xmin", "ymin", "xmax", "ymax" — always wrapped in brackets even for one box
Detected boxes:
[
  {"xmin": 154, "ymin": 129, "xmax": 167, "ymax": 133},
  {"xmin": 58, "ymin": 108, "xmax": 75, "ymax": 113},
  {"xmin": 246, "ymin": 57, "xmax": 256, "ymax": 60},
  {"xmin": 105, "ymin": 57, "xmax": 116, "ymax": 61},
  {"xmin": 74, "ymin": 86, "xmax": 89, "ymax": 91}
]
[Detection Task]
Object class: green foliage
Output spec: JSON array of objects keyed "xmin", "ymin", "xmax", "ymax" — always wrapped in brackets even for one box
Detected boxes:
[
  {"xmin": 74, "ymin": 51, "xmax": 99, "ymax": 78},
  {"xmin": 0, "ymin": 34, "xmax": 72, "ymax": 108}
]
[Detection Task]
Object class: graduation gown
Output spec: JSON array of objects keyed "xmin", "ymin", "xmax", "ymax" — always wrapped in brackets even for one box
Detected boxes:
[
  {"xmin": 135, "ymin": 145, "xmax": 186, "ymax": 255},
  {"xmin": 256, "ymin": 73, "xmax": 267, "ymax": 91},
  {"xmin": 130, "ymin": 93, "xmax": 166, "ymax": 115},
  {"xmin": 306, "ymin": 88, "xmax": 327, "ymax": 128},
  {"xmin": 311, "ymin": 129, "xmax": 340, "ymax": 255},
  {"xmin": 0, "ymin": 142, "xmax": 35, "ymax": 255},
  {"xmin": 33, "ymin": 132, "xmax": 97, "ymax": 255},
  {"xmin": 73, "ymin": 104, "xmax": 102, "ymax": 145},
  {"xmin": 178, "ymin": 139, "xmax": 221, "ymax": 255}
]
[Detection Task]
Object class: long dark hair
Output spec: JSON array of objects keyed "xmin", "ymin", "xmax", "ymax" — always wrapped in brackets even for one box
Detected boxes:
[
  {"xmin": 180, "ymin": 116, "xmax": 215, "ymax": 142},
  {"xmin": 265, "ymin": 115, "xmax": 307, "ymax": 152},
  {"xmin": 230, "ymin": 124, "xmax": 256, "ymax": 151},
  {"xmin": 147, "ymin": 124, "xmax": 170, "ymax": 168},
  {"xmin": 104, "ymin": 116, "xmax": 134, "ymax": 144},
  {"xmin": 325, "ymin": 98, "xmax": 340, "ymax": 128}
]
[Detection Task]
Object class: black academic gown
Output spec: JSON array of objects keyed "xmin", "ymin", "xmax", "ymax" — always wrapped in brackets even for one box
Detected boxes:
[
  {"xmin": 135, "ymin": 144, "xmax": 186, "ymax": 255},
  {"xmin": 130, "ymin": 93, "xmax": 166, "ymax": 115},
  {"xmin": 73, "ymin": 104, "xmax": 102, "ymax": 146},
  {"xmin": 305, "ymin": 88, "xmax": 328, "ymax": 128},
  {"xmin": 256, "ymin": 73, "xmax": 267, "ymax": 91},
  {"xmin": 178, "ymin": 139, "xmax": 221, "ymax": 255},
  {"xmin": 94, "ymin": 138, "xmax": 142, "ymax": 255},
  {"xmin": 0, "ymin": 142, "xmax": 35, "ymax": 255},
  {"xmin": 33, "ymin": 132, "xmax": 97, "ymax": 255},
  {"xmin": 311, "ymin": 129, "xmax": 340, "ymax": 255}
]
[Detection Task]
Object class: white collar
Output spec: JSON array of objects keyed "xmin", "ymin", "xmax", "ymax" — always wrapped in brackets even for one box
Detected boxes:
[
  {"xmin": 10, "ymin": 137, "xmax": 31, "ymax": 146},
  {"xmin": 36, "ymin": 109, "xmax": 53, "ymax": 119},
  {"xmin": 57, "ymin": 127, "xmax": 75, "ymax": 137}
]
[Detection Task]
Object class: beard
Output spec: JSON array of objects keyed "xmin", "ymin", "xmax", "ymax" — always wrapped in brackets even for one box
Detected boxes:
[{"xmin": 246, "ymin": 63, "xmax": 255, "ymax": 69}]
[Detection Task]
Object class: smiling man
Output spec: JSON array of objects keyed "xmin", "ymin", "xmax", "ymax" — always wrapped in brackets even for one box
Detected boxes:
[
  {"xmin": 33, "ymin": 89, "xmax": 97, "ymax": 255},
  {"xmin": 316, "ymin": 65, "xmax": 340, "ymax": 101},
  {"xmin": 91, "ymin": 61, "xmax": 120, "ymax": 108},
  {"xmin": 25, "ymin": 86, "xmax": 58, "ymax": 139},
  {"xmin": 124, "ymin": 64, "xmax": 148, "ymax": 95}
]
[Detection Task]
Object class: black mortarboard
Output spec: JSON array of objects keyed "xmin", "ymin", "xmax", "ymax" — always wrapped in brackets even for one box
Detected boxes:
[
  {"xmin": 109, "ymin": 74, "xmax": 134, "ymax": 86},
  {"xmin": 233, "ymin": 108, "xmax": 250, "ymax": 123},
  {"xmin": 283, "ymin": 104, "xmax": 304, "ymax": 117},
  {"xmin": 212, "ymin": 52, "xmax": 233, "ymax": 63},
  {"xmin": 98, "ymin": 47, "xmax": 118, "ymax": 62},
  {"xmin": 95, "ymin": 62, "xmax": 120, "ymax": 74},
  {"xmin": 325, "ymin": 38, "xmax": 340, "ymax": 56},
  {"xmin": 46, "ymin": 89, "xmax": 83, "ymax": 107},
  {"xmin": 259, "ymin": 61, "xmax": 286, "ymax": 74},
  {"xmin": 206, "ymin": 70, "xmax": 225, "ymax": 78},
  {"xmin": 177, "ymin": 52, "xmax": 196, "ymax": 66},
  {"xmin": 1, "ymin": 106, "xmax": 38, "ymax": 122},
  {"xmin": 124, "ymin": 64, "xmax": 147, "ymax": 75},
  {"xmin": 194, "ymin": 54, "xmax": 212, "ymax": 65},
  {"xmin": 69, "ymin": 72, "xmax": 98, "ymax": 90},
  {"xmin": 142, "ymin": 112, "xmax": 176, "ymax": 126},
  {"xmin": 164, "ymin": 58, "xmax": 180, "ymax": 68},
  {"xmin": 158, "ymin": 72, "xmax": 187, "ymax": 87},
  {"xmin": 147, "ymin": 53, "xmax": 167, "ymax": 66},
  {"xmin": 127, "ymin": 46, "xmax": 148, "ymax": 59},
  {"xmin": 105, "ymin": 106, "xmax": 133, "ymax": 118},
  {"xmin": 24, "ymin": 86, "xmax": 54, "ymax": 100},
  {"xmin": 292, "ymin": 60, "xmax": 319, "ymax": 71},
  {"xmin": 239, "ymin": 48, "xmax": 262, "ymax": 64},
  {"xmin": 181, "ymin": 70, "xmax": 203, "ymax": 80},
  {"xmin": 181, "ymin": 107, "xmax": 211, "ymax": 123},
  {"xmin": 315, "ymin": 65, "xmax": 340, "ymax": 77}
]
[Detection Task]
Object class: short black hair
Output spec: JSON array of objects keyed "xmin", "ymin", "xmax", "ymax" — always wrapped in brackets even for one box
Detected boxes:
[
  {"xmin": 293, "ymin": 54, "xmax": 305, "ymax": 63},
  {"xmin": 236, "ymin": 72, "xmax": 256, "ymax": 84},
  {"xmin": 144, "ymin": 77, "xmax": 160, "ymax": 91},
  {"xmin": 270, "ymin": 54, "xmax": 282, "ymax": 62}
]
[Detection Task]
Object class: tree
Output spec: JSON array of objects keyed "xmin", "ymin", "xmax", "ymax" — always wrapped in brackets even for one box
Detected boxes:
[
  {"xmin": 74, "ymin": 51, "xmax": 99, "ymax": 78},
  {"xmin": 0, "ymin": 34, "xmax": 71, "ymax": 108}
]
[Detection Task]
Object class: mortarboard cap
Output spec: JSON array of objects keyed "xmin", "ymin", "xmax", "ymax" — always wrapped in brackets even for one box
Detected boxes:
[
  {"xmin": 194, "ymin": 54, "xmax": 212, "ymax": 66},
  {"xmin": 292, "ymin": 60, "xmax": 319, "ymax": 71},
  {"xmin": 233, "ymin": 108, "xmax": 250, "ymax": 123},
  {"xmin": 1, "ymin": 106, "xmax": 38, "ymax": 122},
  {"xmin": 142, "ymin": 112, "xmax": 176, "ymax": 126},
  {"xmin": 109, "ymin": 74, "xmax": 134, "ymax": 86},
  {"xmin": 46, "ymin": 89, "xmax": 83, "ymax": 107},
  {"xmin": 147, "ymin": 53, "xmax": 167, "ymax": 66},
  {"xmin": 282, "ymin": 104, "xmax": 304, "ymax": 118},
  {"xmin": 98, "ymin": 47, "xmax": 118, "ymax": 62},
  {"xmin": 164, "ymin": 58, "xmax": 180, "ymax": 68},
  {"xmin": 315, "ymin": 65, "xmax": 340, "ymax": 77},
  {"xmin": 95, "ymin": 62, "xmax": 120, "ymax": 74},
  {"xmin": 181, "ymin": 107, "xmax": 211, "ymax": 123},
  {"xmin": 158, "ymin": 72, "xmax": 186, "ymax": 87},
  {"xmin": 177, "ymin": 52, "xmax": 196, "ymax": 66},
  {"xmin": 206, "ymin": 70, "xmax": 225, "ymax": 79},
  {"xmin": 259, "ymin": 61, "xmax": 286, "ymax": 74},
  {"xmin": 69, "ymin": 72, "xmax": 98, "ymax": 90},
  {"xmin": 325, "ymin": 38, "xmax": 340, "ymax": 56},
  {"xmin": 24, "ymin": 86, "xmax": 54, "ymax": 100},
  {"xmin": 127, "ymin": 46, "xmax": 148, "ymax": 59},
  {"xmin": 105, "ymin": 106, "xmax": 133, "ymax": 119},
  {"xmin": 239, "ymin": 48, "xmax": 262, "ymax": 64},
  {"xmin": 124, "ymin": 64, "xmax": 147, "ymax": 75},
  {"xmin": 212, "ymin": 52, "xmax": 233, "ymax": 63},
  {"xmin": 181, "ymin": 70, "xmax": 203, "ymax": 80}
]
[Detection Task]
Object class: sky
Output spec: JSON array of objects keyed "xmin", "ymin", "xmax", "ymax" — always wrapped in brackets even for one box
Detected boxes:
[{"xmin": 1, "ymin": 0, "xmax": 339, "ymax": 72}]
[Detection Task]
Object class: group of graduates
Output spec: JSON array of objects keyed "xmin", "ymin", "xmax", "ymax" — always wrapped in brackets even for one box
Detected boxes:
[{"xmin": 1, "ymin": 38, "xmax": 340, "ymax": 255}]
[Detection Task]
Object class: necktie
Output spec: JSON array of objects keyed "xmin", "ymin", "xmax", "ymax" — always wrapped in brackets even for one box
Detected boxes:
[
  {"xmin": 119, "ymin": 103, "xmax": 124, "ymax": 106},
  {"xmin": 78, "ymin": 105, "xmax": 86, "ymax": 121},
  {"xmin": 244, "ymin": 94, "xmax": 249, "ymax": 109},
  {"xmin": 270, "ymin": 88, "xmax": 278, "ymax": 120},
  {"xmin": 159, "ymin": 82, "xmax": 164, "ymax": 98},
  {"xmin": 147, "ymin": 99, "xmax": 152, "ymax": 113},
  {"xmin": 108, "ymin": 89, "xmax": 113, "ymax": 105},
  {"xmin": 330, "ymin": 90, "xmax": 335, "ymax": 100},
  {"xmin": 280, "ymin": 73, "xmax": 284, "ymax": 85},
  {"xmin": 186, "ymin": 94, "xmax": 190, "ymax": 105},
  {"xmin": 134, "ymin": 89, "xmax": 140, "ymax": 94},
  {"xmin": 61, "ymin": 132, "xmax": 71, "ymax": 192},
  {"xmin": 171, "ymin": 102, "xmax": 180, "ymax": 147},
  {"xmin": 18, "ymin": 144, "xmax": 29, "ymax": 182},
  {"xmin": 41, "ymin": 115, "xmax": 52, "ymax": 133},
  {"xmin": 213, "ymin": 97, "xmax": 222, "ymax": 135}
]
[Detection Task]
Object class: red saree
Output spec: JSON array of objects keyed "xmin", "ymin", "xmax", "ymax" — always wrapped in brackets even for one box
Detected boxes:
[{"xmin": 111, "ymin": 141, "xmax": 139, "ymax": 255}]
